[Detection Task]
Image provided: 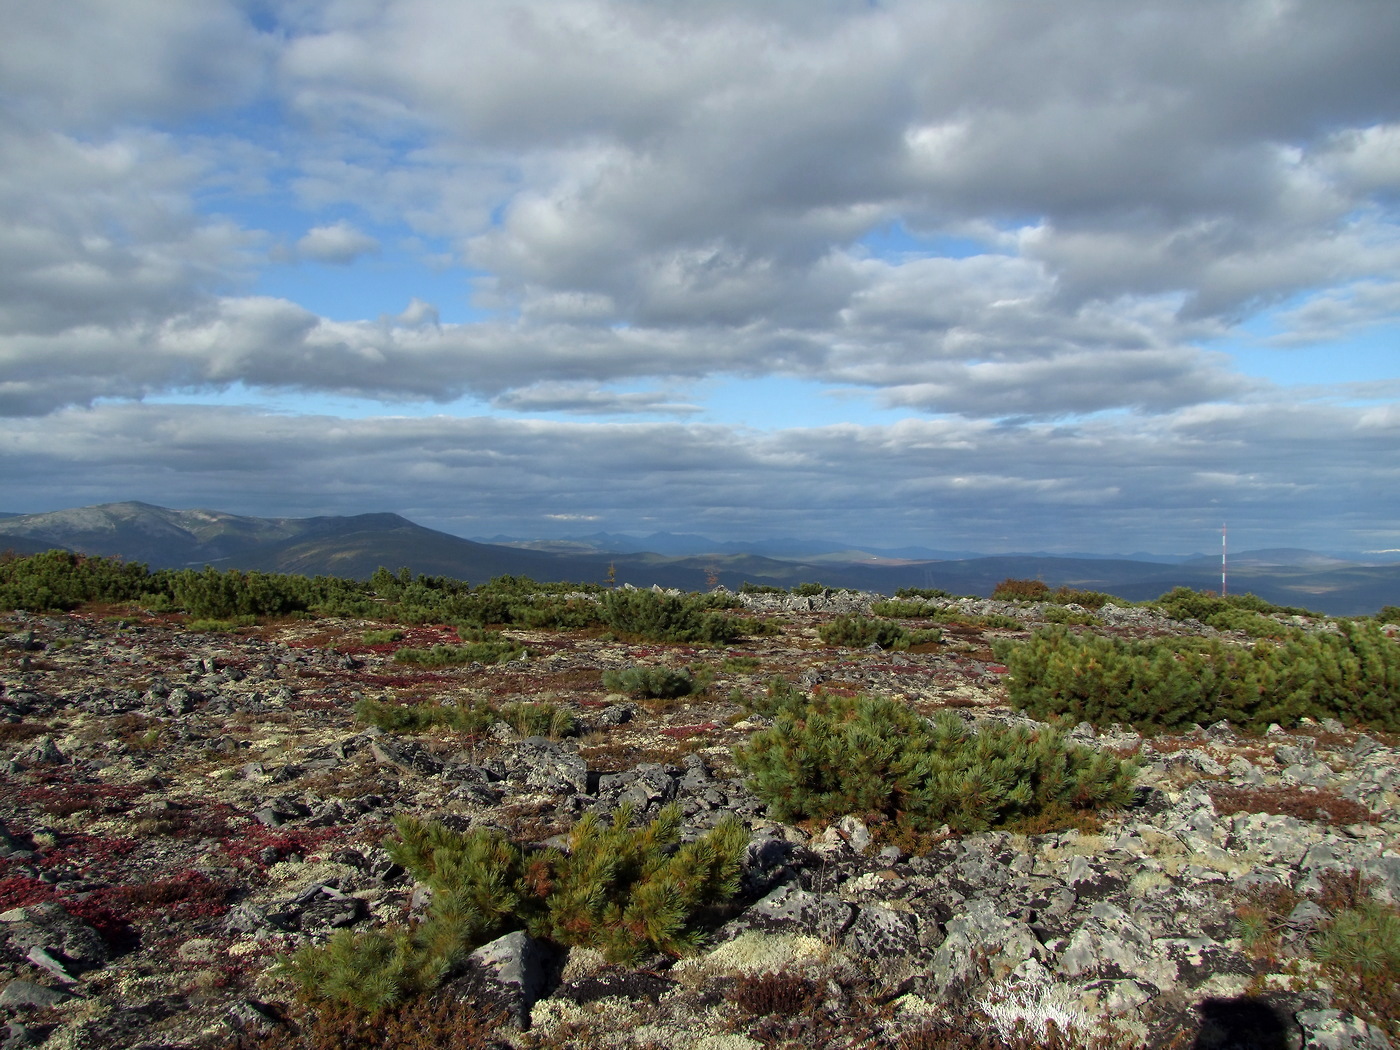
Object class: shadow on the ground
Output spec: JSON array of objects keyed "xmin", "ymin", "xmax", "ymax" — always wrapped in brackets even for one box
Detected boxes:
[{"xmin": 1192, "ymin": 996, "xmax": 1292, "ymax": 1050}]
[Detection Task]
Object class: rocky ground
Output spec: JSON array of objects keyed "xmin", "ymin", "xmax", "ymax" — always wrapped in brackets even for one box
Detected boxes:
[{"xmin": 0, "ymin": 592, "xmax": 1397, "ymax": 1049}]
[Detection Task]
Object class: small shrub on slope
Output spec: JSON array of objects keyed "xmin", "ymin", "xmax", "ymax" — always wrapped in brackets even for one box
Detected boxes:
[
  {"xmin": 1151, "ymin": 586, "xmax": 1316, "ymax": 637},
  {"xmin": 997, "ymin": 623, "xmax": 1400, "ymax": 733},
  {"xmin": 392, "ymin": 633, "xmax": 526, "ymax": 667},
  {"xmin": 598, "ymin": 589, "xmax": 748, "ymax": 644},
  {"xmin": 283, "ymin": 805, "xmax": 746, "ymax": 1013},
  {"xmin": 733, "ymin": 692, "xmax": 1135, "ymax": 835},
  {"xmin": 602, "ymin": 665, "xmax": 703, "ymax": 700},
  {"xmin": 354, "ymin": 698, "xmax": 575, "ymax": 739},
  {"xmin": 818, "ymin": 615, "xmax": 941, "ymax": 650},
  {"xmin": 0, "ymin": 550, "xmax": 156, "ymax": 611}
]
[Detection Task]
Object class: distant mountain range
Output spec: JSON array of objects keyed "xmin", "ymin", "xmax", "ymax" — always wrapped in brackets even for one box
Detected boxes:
[{"xmin": 1, "ymin": 502, "xmax": 1397, "ymax": 616}]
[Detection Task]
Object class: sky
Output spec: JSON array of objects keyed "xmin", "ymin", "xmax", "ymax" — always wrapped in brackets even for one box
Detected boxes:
[{"xmin": 1, "ymin": 1, "xmax": 1399, "ymax": 555}]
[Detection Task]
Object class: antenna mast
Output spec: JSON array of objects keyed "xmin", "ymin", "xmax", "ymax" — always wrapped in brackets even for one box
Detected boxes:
[{"xmin": 1221, "ymin": 523, "xmax": 1227, "ymax": 597}]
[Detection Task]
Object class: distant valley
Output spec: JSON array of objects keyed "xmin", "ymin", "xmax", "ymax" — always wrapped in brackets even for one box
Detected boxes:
[{"xmin": 1, "ymin": 501, "xmax": 1397, "ymax": 616}]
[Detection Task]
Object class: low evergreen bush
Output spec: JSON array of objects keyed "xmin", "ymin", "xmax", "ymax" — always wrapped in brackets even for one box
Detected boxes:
[
  {"xmin": 392, "ymin": 634, "xmax": 526, "ymax": 667},
  {"xmin": 167, "ymin": 567, "xmax": 315, "ymax": 619},
  {"xmin": 510, "ymin": 595, "xmax": 602, "ymax": 630},
  {"xmin": 283, "ymin": 805, "xmax": 746, "ymax": 1012},
  {"xmin": 602, "ymin": 665, "xmax": 702, "ymax": 699},
  {"xmin": 354, "ymin": 698, "xmax": 454, "ymax": 734},
  {"xmin": 742, "ymin": 677, "xmax": 806, "ymax": 718},
  {"xmin": 0, "ymin": 550, "xmax": 157, "ymax": 611},
  {"xmin": 598, "ymin": 589, "xmax": 748, "ymax": 644},
  {"xmin": 1040, "ymin": 606, "xmax": 1101, "ymax": 627},
  {"xmin": 998, "ymin": 623, "xmax": 1400, "ymax": 733},
  {"xmin": 1049, "ymin": 586, "xmax": 1115, "ymax": 609},
  {"xmin": 733, "ymin": 692, "xmax": 1135, "ymax": 835},
  {"xmin": 1151, "ymin": 587, "xmax": 1316, "ymax": 636},
  {"xmin": 989, "ymin": 579, "xmax": 1116, "ymax": 609},
  {"xmin": 895, "ymin": 587, "xmax": 956, "ymax": 600},
  {"xmin": 354, "ymin": 698, "xmax": 574, "ymax": 739},
  {"xmin": 817, "ymin": 615, "xmax": 940, "ymax": 650},
  {"xmin": 361, "ymin": 629, "xmax": 405, "ymax": 644},
  {"xmin": 185, "ymin": 616, "xmax": 257, "ymax": 633},
  {"xmin": 869, "ymin": 599, "xmax": 940, "ymax": 618}
]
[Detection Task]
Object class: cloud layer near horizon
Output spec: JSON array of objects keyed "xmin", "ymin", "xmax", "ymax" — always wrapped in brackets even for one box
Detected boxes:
[{"xmin": 1, "ymin": 1, "xmax": 1398, "ymax": 551}]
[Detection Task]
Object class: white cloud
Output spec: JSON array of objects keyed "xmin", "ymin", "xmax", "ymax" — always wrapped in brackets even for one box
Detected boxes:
[
  {"xmin": 2, "ymin": 401, "xmax": 1397, "ymax": 552},
  {"xmin": 0, "ymin": 0, "xmax": 271, "ymax": 130},
  {"xmin": 1, "ymin": 1, "xmax": 1399, "ymax": 552},
  {"xmin": 295, "ymin": 220, "xmax": 381, "ymax": 264}
]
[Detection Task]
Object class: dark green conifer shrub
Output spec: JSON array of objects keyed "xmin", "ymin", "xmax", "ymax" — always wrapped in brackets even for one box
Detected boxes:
[
  {"xmin": 998, "ymin": 623, "xmax": 1400, "ymax": 733},
  {"xmin": 602, "ymin": 665, "xmax": 703, "ymax": 699},
  {"xmin": 355, "ymin": 698, "xmax": 453, "ymax": 733},
  {"xmin": 1040, "ymin": 606, "xmax": 1101, "ymax": 627},
  {"xmin": 870, "ymin": 599, "xmax": 940, "ymax": 618},
  {"xmin": 167, "ymin": 567, "xmax": 312, "ymax": 618},
  {"xmin": 895, "ymin": 587, "xmax": 956, "ymax": 600},
  {"xmin": 733, "ymin": 692, "xmax": 1135, "ymax": 834},
  {"xmin": 817, "ymin": 615, "xmax": 940, "ymax": 650},
  {"xmin": 361, "ymin": 629, "xmax": 405, "ymax": 644},
  {"xmin": 510, "ymin": 595, "xmax": 602, "ymax": 629},
  {"xmin": 1049, "ymin": 586, "xmax": 1115, "ymax": 609},
  {"xmin": 392, "ymin": 634, "xmax": 526, "ymax": 666},
  {"xmin": 0, "ymin": 550, "xmax": 157, "ymax": 610},
  {"xmin": 1151, "ymin": 587, "xmax": 1316, "ymax": 636},
  {"xmin": 742, "ymin": 676, "xmax": 806, "ymax": 718},
  {"xmin": 598, "ymin": 589, "xmax": 747, "ymax": 644},
  {"xmin": 185, "ymin": 615, "xmax": 258, "ymax": 633},
  {"xmin": 283, "ymin": 805, "xmax": 746, "ymax": 1012},
  {"xmin": 354, "ymin": 698, "xmax": 573, "ymax": 739}
]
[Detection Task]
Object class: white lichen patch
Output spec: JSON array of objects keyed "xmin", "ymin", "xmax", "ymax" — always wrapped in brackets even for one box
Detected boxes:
[
  {"xmin": 264, "ymin": 858, "xmax": 359, "ymax": 890},
  {"xmin": 672, "ymin": 932, "xmax": 836, "ymax": 981}
]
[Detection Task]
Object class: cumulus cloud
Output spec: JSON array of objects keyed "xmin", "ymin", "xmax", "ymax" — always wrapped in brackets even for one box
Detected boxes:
[
  {"xmin": 295, "ymin": 221, "xmax": 381, "ymax": 264},
  {"xmin": 1, "ymin": 2, "xmax": 1398, "ymax": 550},
  {"xmin": 0, "ymin": 0, "xmax": 272, "ymax": 130},
  {"xmin": 2, "ymin": 402, "xmax": 1396, "ymax": 552}
]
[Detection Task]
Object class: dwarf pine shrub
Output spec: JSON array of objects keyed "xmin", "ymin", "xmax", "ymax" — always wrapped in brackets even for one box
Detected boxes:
[
  {"xmin": 998, "ymin": 623, "xmax": 1400, "ymax": 733},
  {"xmin": 601, "ymin": 665, "xmax": 703, "ymax": 700},
  {"xmin": 895, "ymin": 587, "xmax": 957, "ymax": 600},
  {"xmin": 598, "ymin": 589, "xmax": 747, "ymax": 644},
  {"xmin": 354, "ymin": 697, "xmax": 574, "ymax": 739},
  {"xmin": 284, "ymin": 805, "xmax": 746, "ymax": 1012},
  {"xmin": 817, "ymin": 615, "xmax": 940, "ymax": 650},
  {"xmin": 1151, "ymin": 586, "xmax": 1316, "ymax": 637},
  {"xmin": 0, "ymin": 550, "xmax": 158, "ymax": 611},
  {"xmin": 355, "ymin": 698, "xmax": 452, "ymax": 733},
  {"xmin": 392, "ymin": 634, "xmax": 526, "ymax": 667},
  {"xmin": 869, "ymin": 599, "xmax": 940, "ymax": 618},
  {"xmin": 733, "ymin": 692, "xmax": 1135, "ymax": 835}
]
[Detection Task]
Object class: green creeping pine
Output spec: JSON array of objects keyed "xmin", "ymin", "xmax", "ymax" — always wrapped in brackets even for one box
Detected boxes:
[
  {"xmin": 735, "ymin": 691, "xmax": 1136, "ymax": 834},
  {"xmin": 282, "ymin": 803, "xmax": 747, "ymax": 1013}
]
